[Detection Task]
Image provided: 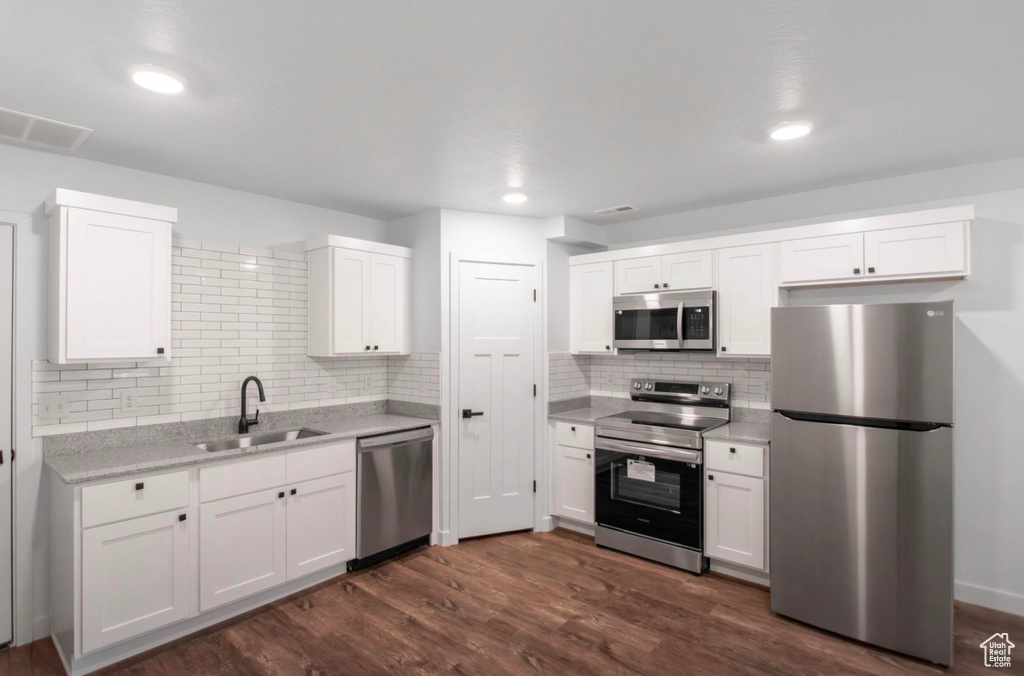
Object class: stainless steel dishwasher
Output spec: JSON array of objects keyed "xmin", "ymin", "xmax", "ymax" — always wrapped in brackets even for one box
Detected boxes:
[{"xmin": 349, "ymin": 426, "xmax": 434, "ymax": 570}]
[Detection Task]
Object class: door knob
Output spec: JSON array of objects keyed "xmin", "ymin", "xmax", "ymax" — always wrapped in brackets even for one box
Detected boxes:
[{"xmin": 462, "ymin": 409, "xmax": 484, "ymax": 419}]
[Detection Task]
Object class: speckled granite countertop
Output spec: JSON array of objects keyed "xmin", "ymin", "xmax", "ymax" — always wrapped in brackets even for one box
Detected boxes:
[
  {"xmin": 547, "ymin": 396, "xmax": 631, "ymax": 425},
  {"xmin": 46, "ymin": 411, "xmax": 438, "ymax": 485},
  {"xmin": 702, "ymin": 421, "xmax": 771, "ymax": 445}
]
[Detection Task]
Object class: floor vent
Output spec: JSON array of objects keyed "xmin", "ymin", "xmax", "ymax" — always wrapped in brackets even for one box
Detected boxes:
[
  {"xmin": 593, "ymin": 204, "xmax": 638, "ymax": 216},
  {"xmin": 0, "ymin": 107, "xmax": 93, "ymax": 151}
]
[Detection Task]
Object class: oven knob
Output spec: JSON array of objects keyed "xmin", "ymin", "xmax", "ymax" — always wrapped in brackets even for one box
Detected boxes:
[
  {"xmin": 644, "ymin": 382, "xmax": 653, "ymax": 391},
  {"xmin": 701, "ymin": 386, "xmax": 710, "ymax": 395},
  {"xmin": 713, "ymin": 386, "xmax": 723, "ymax": 396},
  {"xmin": 633, "ymin": 382, "xmax": 642, "ymax": 390}
]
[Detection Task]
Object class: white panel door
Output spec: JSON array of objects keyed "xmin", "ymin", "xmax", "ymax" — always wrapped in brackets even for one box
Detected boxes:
[
  {"xmin": 369, "ymin": 254, "xmax": 405, "ymax": 354},
  {"xmin": 614, "ymin": 256, "xmax": 662, "ymax": 294},
  {"xmin": 457, "ymin": 261, "xmax": 536, "ymax": 539},
  {"xmin": 779, "ymin": 233, "xmax": 865, "ymax": 285},
  {"xmin": 81, "ymin": 510, "xmax": 190, "ymax": 653},
  {"xmin": 286, "ymin": 472, "xmax": 355, "ymax": 580},
  {"xmin": 65, "ymin": 208, "xmax": 171, "ymax": 361},
  {"xmin": 199, "ymin": 488, "xmax": 286, "ymax": 611},
  {"xmin": 552, "ymin": 444, "xmax": 593, "ymax": 524},
  {"xmin": 863, "ymin": 222, "xmax": 966, "ymax": 278},
  {"xmin": 331, "ymin": 248, "xmax": 372, "ymax": 354},
  {"xmin": 662, "ymin": 251, "xmax": 713, "ymax": 290},
  {"xmin": 570, "ymin": 262, "xmax": 613, "ymax": 354},
  {"xmin": 717, "ymin": 244, "xmax": 776, "ymax": 356},
  {"xmin": 705, "ymin": 471, "xmax": 765, "ymax": 570},
  {"xmin": 0, "ymin": 225, "xmax": 12, "ymax": 646}
]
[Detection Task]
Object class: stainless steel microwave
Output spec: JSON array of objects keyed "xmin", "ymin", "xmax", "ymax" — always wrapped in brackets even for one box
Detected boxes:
[{"xmin": 613, "ymin": 290, "xmax": 715, "ymax": 351}]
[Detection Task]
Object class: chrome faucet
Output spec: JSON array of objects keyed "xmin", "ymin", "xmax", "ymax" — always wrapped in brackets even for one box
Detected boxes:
[{"xmin": 239, "ymin": 376, "xmax": 266, "ymax": 434}]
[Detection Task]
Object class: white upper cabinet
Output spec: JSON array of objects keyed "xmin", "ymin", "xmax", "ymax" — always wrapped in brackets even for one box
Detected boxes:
[
  {"xmin": 614, "ymin": 256, "xmax": 661, "ymax": 294},
  {"xmin": 46, "ymin": 189, "xmax": 175, "ymax": 364},
  {"xmin": 716, "ymin": 244, "xmax": 776, "ymax": 357},
  {"xmin": 779, "ymin": 233, "xmax": 865, "ymax": 285},
  {"xmin": 570, "ymin": 262, "xmax": 614, "ymax": 354},
  {"xmin": 863, "ymin": 222, "xmax": 967, "ymax": 278},
  {"xmin": 662, "ymin": 251, "xmax": 714, "ymax": 290},
  {"xmin": 306, "ymin": 236, "xmax": 412, "ymax": 357},
  {"xmin": 614, "ymin": 251, "xmax": 712, "ymax": 294}
]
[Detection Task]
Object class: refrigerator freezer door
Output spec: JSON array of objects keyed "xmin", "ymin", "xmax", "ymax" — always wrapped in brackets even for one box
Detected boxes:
[
  {"xmin": 771, "ymin": 302, "xmax": 954, "ymax": 424},
  {"xmin": 769, "ymin": 413, "xmax": 953, "ymax": 665}
]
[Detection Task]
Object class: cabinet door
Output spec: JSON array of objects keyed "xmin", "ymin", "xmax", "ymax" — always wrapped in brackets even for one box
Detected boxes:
[
  {"xmin": 717, "ymin": 244, "xmax": 776, "ymax": 356},
  {"xmin": 863, "ymin": 222, "xmax": 966, "ymax": 278},
  {"xmin": 570, "ymin": 262, "xmax": 613, "ymax": 354},
  {"xmin": 614, "ymin": 256, "xmax": 662, "ymax": 294},
  {"xmin": 65, "ymin": 208, "xmax": 171, "ymax": 361},
  {"xmin": 662, "ymin": 251, "xmax": 713, "ymax": 290},
  {"xmin": 779, "ymin": 233, "xmax": 864, "ymax": 285},
  {"xmin": 199, "ymin": 489, "xmax": 286, "ymax": 611},
  {"xmin": 81, "ymin": 510, "xmax": 189, "ymax": 653},
  {"xmin": 552, "ymin": 444, "xmax": 594, "ymax": 524},
  {"xmin": 286, "ymin": 472, "xmax": 356, "ymax": 580},
  {"xmin": 369, "ymin": 254, "xmax": 407, "ymax": 354},
  {"xmin": 331, "ymin": 248, "xmax": 372, "ymax": 354},
  {"xmin": 705, "ymin": 471, "xmax": 764, "ymax": 570}
]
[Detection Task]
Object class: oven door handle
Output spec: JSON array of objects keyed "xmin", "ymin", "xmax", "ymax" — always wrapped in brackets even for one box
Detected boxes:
[
  {"xmin": 596, "ymin": 438, "xmax": 702, "ymax": 464},
  {"xmin": 676, "ymin": 300, "xmax": 685, "ymax": 347}
]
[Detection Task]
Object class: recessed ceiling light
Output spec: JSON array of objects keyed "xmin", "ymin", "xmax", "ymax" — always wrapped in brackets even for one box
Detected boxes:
[
  {"xmin": 503, "ymin": 191, "xmax": 528, "ymax": 203},
  {"xmin": 131, "ymin": 65, "xmax": 186, "ymax": 94},
  {"xmin": 768, "ymin": 121, "xmax": 813, "ymax": 141}
]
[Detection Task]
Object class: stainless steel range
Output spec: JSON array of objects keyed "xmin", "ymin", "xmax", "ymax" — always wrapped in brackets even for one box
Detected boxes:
[{"xmin": 594, "ymin": 380, "xmax": 730, "ymax": 574}]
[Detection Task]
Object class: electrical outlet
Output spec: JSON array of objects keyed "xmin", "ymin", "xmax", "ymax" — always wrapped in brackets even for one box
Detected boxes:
[
  {"xmin": 38, "ymin": 393, "xmax": 70, "ymax": 420},
  {"xmin": 121, "ymin": 391, "xmax": 136, "ymax": 412},
  {"xmin": 364, "ymin": 375, "xmax": 373, "ymax": 390}
]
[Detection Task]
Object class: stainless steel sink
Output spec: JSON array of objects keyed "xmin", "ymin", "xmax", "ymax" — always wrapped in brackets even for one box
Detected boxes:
[{"xmin": 193, "ymin": 428, "xmax": 327, "ymax": 452}]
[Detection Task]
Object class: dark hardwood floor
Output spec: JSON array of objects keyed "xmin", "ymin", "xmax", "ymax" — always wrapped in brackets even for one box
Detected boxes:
[{"xmin": 3, "ymin": 529, "xmax": 1022, "ymax": 675}]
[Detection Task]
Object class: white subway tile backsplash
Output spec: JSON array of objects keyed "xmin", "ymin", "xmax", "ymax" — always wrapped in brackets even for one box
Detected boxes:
[{"xmin": 32, "ymin": 239, "xmax": 441, "ymax": 437}]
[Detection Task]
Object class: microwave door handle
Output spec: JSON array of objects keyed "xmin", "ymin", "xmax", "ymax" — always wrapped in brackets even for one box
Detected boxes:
[{"xmin": 677, "ymin": 301, "xmax": 685, "ymax": 345}]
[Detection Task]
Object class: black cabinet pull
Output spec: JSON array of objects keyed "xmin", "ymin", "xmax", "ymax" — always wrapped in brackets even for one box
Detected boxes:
[
  {"xmin": 654, "ymin": 283, "xmax": 661, "ymax": 289},
  {"xmin": 708, "ymin": 475, "xmax": 714, "ymax": 481},
  {"xmin": 135, "ymin": 482, "xmax": 144, "ymax": 491},
  {"xmin": 721, "ymin": 346, "xmax": 727, "ymax": 353},
  {"xmin": 663, "ymin": 282, "xmax": 669, "ymax": 288},
  {"xmin": 278, "ymin": 491, "xmax": 285, "ymax": 498},
  {"xmin": 178, "ymin": 514, "xmax": 187, "ymax": 522},
  {"xmin": 290, "ymin": 488, "xmax": 297, "ymax": 495},
  {"xmin": 571, "ymin": 426, "xmax": 576, "ymax": 432},
  {"xmin": 730, "ymin": 447, "xmax": 736, "ymax": 453},
  {"xmin": 373, "ymin": 345, "xmax": 379, "ymax": 350},
  {"xmin": 157, "ymin": 347, "xmax": 165, "ymax": 354},
  {"xmin": 365, "ymin": 345, "xmax": 370, "ymax": 351},
  {"xmin": 868, "ymin": 267, "xmax": 876, "ymax": 273},
  {"xmin": 586, "ymin": 453, "xmax": 591, "ymax": 459},
  {"xmin": 605, "ymin": 345, "xmax": 610, "ymax": 350},
  {"xmin": 853, "ymin": 267, "xmax": 861, "ymax": 274},
  {"xmin": 462, "ymin": 409, "xmax": 484, "ymax": 419}
]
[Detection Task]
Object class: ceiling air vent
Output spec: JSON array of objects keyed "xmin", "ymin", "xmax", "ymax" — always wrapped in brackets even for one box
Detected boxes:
[
  {"xmin": 0, "ymin": 107, "xmax": 93, "ymax": 151},
  {"xmin": 593, "ymin": 204, "xmax": 638, "ymax": 216}
]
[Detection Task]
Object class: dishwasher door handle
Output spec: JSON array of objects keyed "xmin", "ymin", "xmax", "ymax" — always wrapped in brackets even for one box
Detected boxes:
[{"xmin": 357, "ymin": 426, "xmax": 434, "ymax": 450}]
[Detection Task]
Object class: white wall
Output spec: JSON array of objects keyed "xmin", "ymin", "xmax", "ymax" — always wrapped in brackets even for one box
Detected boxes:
[
  {"xmin": 0, "ymin": 143, "xmax": 388, "ymax": 644},
  {"xmin": 388, "ymin": 210, "xmax": 442, "ymax": 353},
  {"xmin": 599, "ymin": 158, "xmax": 1024, "ymax": 615}
]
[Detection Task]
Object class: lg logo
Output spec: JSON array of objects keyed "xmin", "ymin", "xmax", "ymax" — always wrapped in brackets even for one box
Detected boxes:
[{"xmin": 927, "ymin": 310, "xmax": 946, "ymax": 317}]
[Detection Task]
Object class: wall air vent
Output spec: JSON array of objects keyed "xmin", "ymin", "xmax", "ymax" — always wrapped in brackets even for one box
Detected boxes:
[
  {"xmin": 0, "ymin": 107, "xmax": 93, "ymax": 151},
  {"xmin": 593, "ymin": 204, "xmax": 638, "ymax": 216}
]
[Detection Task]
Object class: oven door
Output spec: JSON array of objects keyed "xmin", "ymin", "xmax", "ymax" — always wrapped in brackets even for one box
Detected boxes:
[{"xmin": 594, "ymin": 438, "xmax": 703, "ymax": 551}]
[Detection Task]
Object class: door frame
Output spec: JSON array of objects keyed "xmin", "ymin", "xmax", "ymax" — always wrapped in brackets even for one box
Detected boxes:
[{"xmin": 445, "ymin": 252, "xmax": 546, "ymax": 544}]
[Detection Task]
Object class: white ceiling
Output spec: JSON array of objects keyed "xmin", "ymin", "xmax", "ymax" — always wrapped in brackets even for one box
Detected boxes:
[{"xmin": 2, "ymin": 1, "xmax": 1023, "ymax": 223}]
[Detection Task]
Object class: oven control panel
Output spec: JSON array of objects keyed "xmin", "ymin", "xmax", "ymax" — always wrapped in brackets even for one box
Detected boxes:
[{"xmin": 630, "ymin": 379, "xmax": 730, "ymax": 403}]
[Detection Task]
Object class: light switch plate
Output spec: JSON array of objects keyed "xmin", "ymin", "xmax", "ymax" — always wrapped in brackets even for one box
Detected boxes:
[{"xmin": 38, "ymin": 393, "xmax": 71, "ymax": 420}]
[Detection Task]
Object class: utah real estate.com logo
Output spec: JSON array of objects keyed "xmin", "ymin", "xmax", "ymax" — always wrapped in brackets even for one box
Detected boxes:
[{"xmin": 980, "ymin": 632, "xmax": 1014, "ymax": 668}]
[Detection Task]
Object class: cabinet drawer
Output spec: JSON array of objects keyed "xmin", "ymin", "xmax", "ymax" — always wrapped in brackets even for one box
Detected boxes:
[
  {"xmin": 82, "ymin": 470, "xmax": 189, "ymax": 529},
  {"xmin": 705, "ymin": 440, "xmax": 764, "ymax": 478},
  {"xmin": 555, "ymin": 422, "xmax": 594, "ymax": 450},
  {"xmin": 200, "ymin": 453, "xmax": 287, "ymax": 503},
  {"xmin": 287, "ymin": 441, "xmax": 356, "ymax": 484}
]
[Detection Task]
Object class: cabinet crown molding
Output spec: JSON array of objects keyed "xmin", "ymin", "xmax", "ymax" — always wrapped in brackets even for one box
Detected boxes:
[
  {"xmin": 45, "ymin": 188, "xmax": 178, "ymax": 223},
  {"xmin": 305, "ymin": 234, "xmax": 412, "ymax": 258}
]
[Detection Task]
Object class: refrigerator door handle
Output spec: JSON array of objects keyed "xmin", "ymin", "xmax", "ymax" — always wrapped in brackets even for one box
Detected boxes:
[{"xmin": 776, "ymin": 410, "xmax": 948, "ymax": 432}]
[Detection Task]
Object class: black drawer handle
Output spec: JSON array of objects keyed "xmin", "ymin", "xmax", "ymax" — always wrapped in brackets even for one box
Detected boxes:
[
  {"xmin": 708, "ymin": 475, "xmax": 714, "ymax": 481},
  {"xmin": 178, "ymin": 514, "xmax": 187, "ymax": 522},
  {"xmin": 278, "ymin": 491, "xmax": 285, "ymax": 499},
  {"xmin": 730, "ymin": 447, "xmax": 736, "ymax": 453},
  {"xmin": 365, "ymin": 345, "xmax": 371, "ymax": 351},
  {"xmin": 663, "ymin": 282, "xmax": 668, "ymax": 288},
  {"xmin": 853, "ymin": 267, "xmax": 861, "ymax": 274},
  {"xmin": 157, "ymin": 347, "xmax": 165, "ymax": 355},
  {"xmin": 605, "ymin": 345, "xmax": 610, "ymax": 350},
  {"xmin": 373, "ymin": 345, "xmax": 379, "ymax": 350},
  {"xmin": 654, "ymin": 283, "xmax": 661, "ymax": 289},
  {"xmin": 721, "ymin": 347, "xmax": 727, "ymax": 353},
  {"xmin": 586, "ymin": 453, "xmax": 591, "ymax": 459},
  {"xmin": 868, "ymin": 267, "xmax": 876, "ymax": 274},
  {"xmin": 571, "ymin": 426, "xmax": 576, "ymax": 432},
  {"xmin": 135, "ymin": 482, "xmax": 144, "ymax": 491},
  {"xmin": 290, "ymin": 488, "xmax": 297, "ymax": 495}
]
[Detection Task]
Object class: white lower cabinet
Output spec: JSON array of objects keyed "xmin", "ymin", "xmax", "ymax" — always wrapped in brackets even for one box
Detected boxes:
[
  {"xmin": 52, "ymin": 439, "xmax": 360, "ymax": 669},
  {"xmin": 704, "ymin": 440, "xmax": 769, "ymax": 572},
  {"xmin": 81, "ymin": 510, "xmax": 190, "ymax": 653},
  {"xmin": 199, "ymin": 488, "xmax": 288, "ymax": 611},
  {"xmin": 550, "ymin": 422, "xmax": 595, "ymax": 524},
  {"xmin": 286, "ymin": 472, "xmax": 356, "ymax": 580}
]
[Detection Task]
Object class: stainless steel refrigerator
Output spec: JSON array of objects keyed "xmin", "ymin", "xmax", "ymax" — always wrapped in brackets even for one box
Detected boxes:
[{"xmin": 770, "ymin": 301, "xmax": 954, "ymax": 666}]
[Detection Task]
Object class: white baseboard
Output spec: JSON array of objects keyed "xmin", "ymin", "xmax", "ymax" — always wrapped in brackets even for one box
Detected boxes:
[
  {"xmin": 33, "ymin": 614, "xmax": 51, "ymax": 641},
  {"xmin": 552, "ymin": 517, "xmax": 595, "ymax": 537},
  {"xmin": 709, "ymin": 560, "xmax": 770, "ymax": 587},
  {"xmin": 437, "ymin": 529, "xmax": 457, "ymax": 547},
  {"xmin": 537, "ymin": 515, "xmax": 555, "ymax": 532},
  {"xmin": 955, "ymin": 580, "xmax": 1024, "ymax": 617}
]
